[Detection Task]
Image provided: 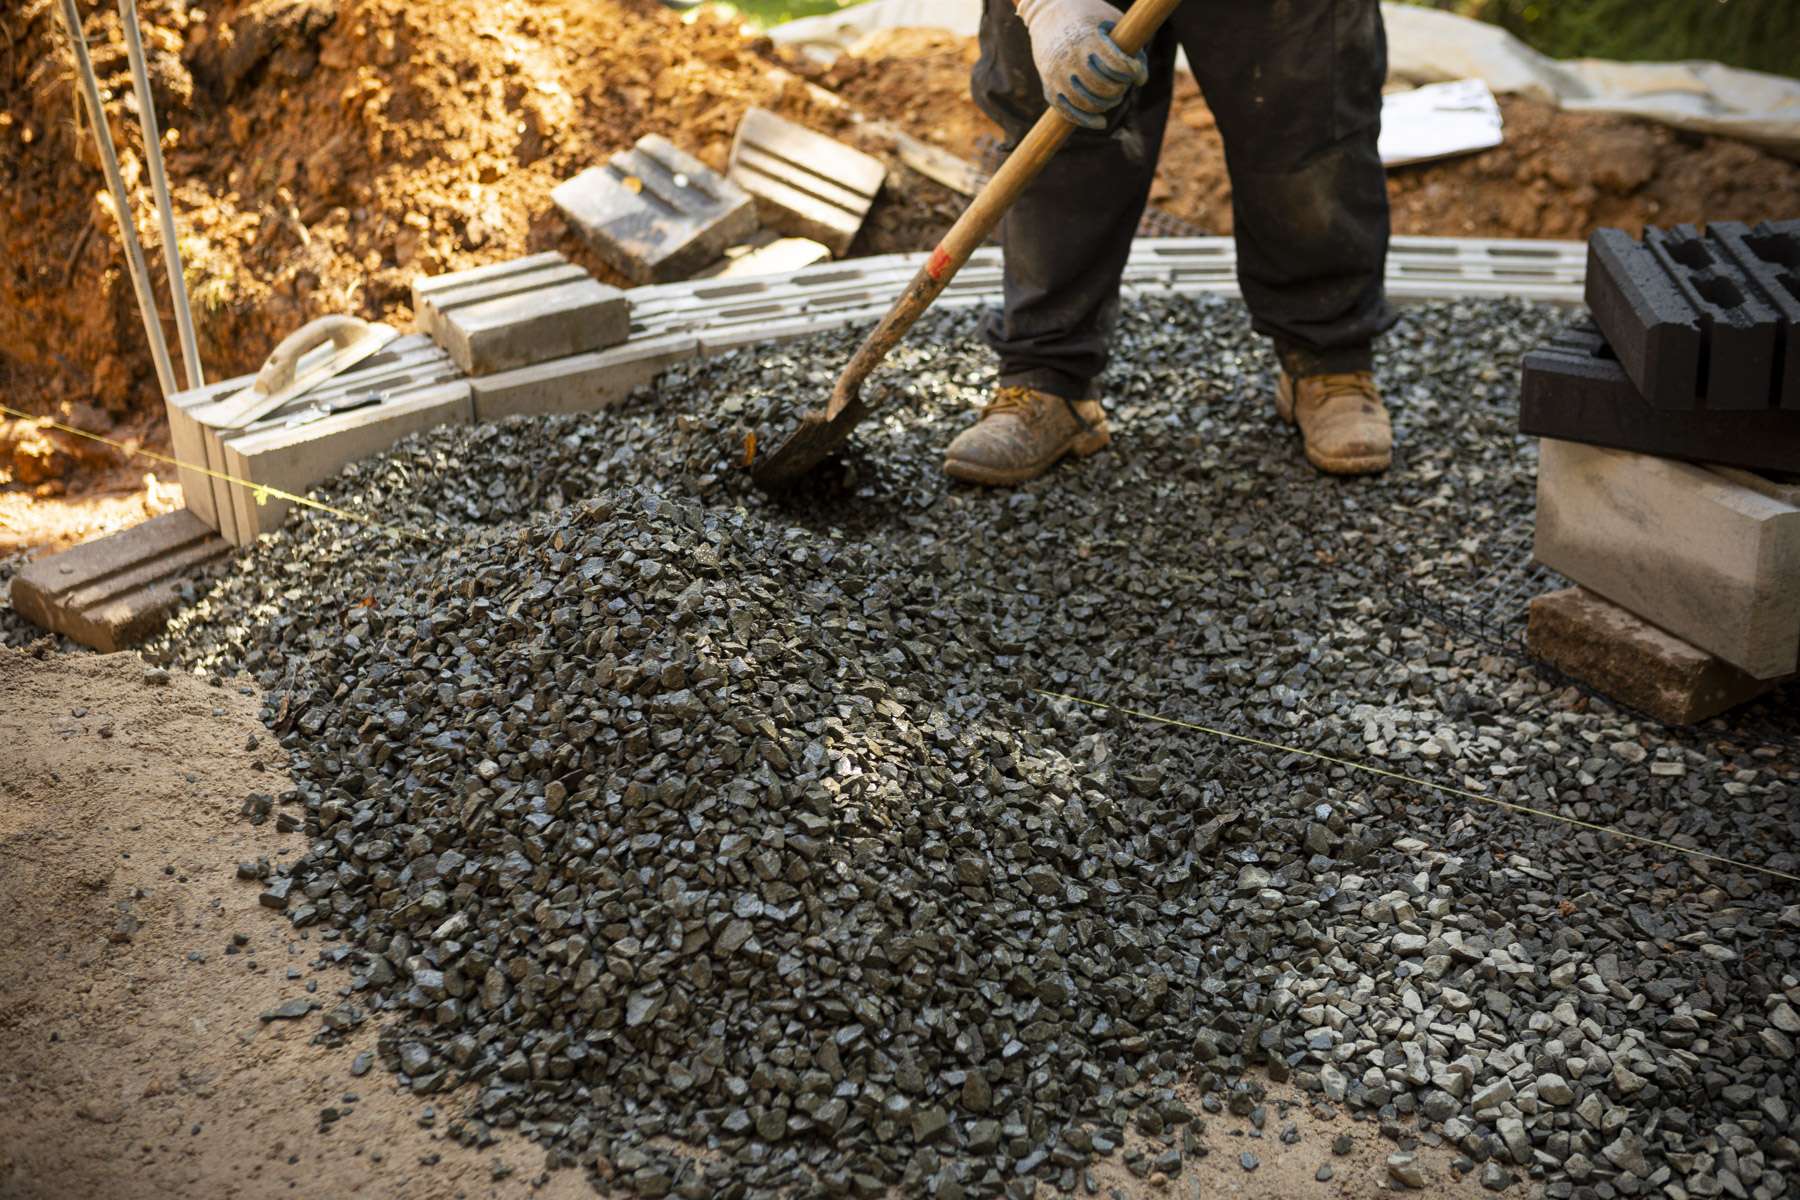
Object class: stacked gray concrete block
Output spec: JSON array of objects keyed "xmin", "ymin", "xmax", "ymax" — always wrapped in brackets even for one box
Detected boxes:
[
  {"xmin": 1587, "ymin": 221, "xmax": 1800, "ymax": 412},
  {"xmin": 165, "ymin": 334, "xmax": 471, "ymax": 546},
  {"xmin": 413, "ymin": 250, "xmax": 707, "ymax": 422},
  {"xmin": 728, "ymin": 107, "xmax": 884, "ymax": 257},
  {"xmin": 553, "ymin": 135, "xmax": 758, "ymax": 284},
  {"xmin": 1520, "ymin": 323, "xmax": 1800, "ymax": 473},
  {"xmin": 1533, "ymin": 438, "xmax": 1800, "ymax": 683},
  {"xmin": 8, "ymin": 509, "xmax": 230, "ymax": 650},
  {"xmin": 411, "ymin": 252, "xmax": 629, "ymax": 375}
]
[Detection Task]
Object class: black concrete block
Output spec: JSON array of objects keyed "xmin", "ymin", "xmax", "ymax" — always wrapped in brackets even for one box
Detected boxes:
[
  {"xmin": 1585, "ymin": 220, "xmax": 1800, "ymax": 412},
  {"xmin": 1710, "ymin": 220, "xmax": 1800, "ymax": 412},
  {"xmin": 1519, "ymin": 322, "xmax": 1800, "ymax": 473}
]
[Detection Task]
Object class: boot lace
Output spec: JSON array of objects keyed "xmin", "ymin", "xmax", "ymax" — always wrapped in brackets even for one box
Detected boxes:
[
  {"xmin": 983, "ymin": 386, "xmax": 1041, "ymax": 419},
  {"xmin": 1307, "ymin": 372, "xmax": 1376, "ymax": 405}
]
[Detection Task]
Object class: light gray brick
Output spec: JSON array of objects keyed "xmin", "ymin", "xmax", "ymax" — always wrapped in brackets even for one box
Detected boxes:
[
  {"xmin": 1534, "ymin": 439, "xmax": 1800, "ymax": 678},
  {"xmin": 553, "ymin": 135, "xmax": 757, "ymax": 284}
]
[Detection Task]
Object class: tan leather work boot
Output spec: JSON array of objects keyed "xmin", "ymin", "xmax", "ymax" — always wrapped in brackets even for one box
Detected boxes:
[
  {"xmin": 1275, "ymin": 370, "xmax": 1392, "ymax": 475},
  {"xmin": 944, "ymin": 386, "xmax": 1111, "ymax": 485}
]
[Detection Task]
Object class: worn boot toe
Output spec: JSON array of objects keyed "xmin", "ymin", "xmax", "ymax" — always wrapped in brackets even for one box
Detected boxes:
[
  {"xmin": 1275, "ymin": 370, "xmax": 1392, "ymax": 476},
  {"xmin": 944, "ymin": 387, "xmax": 1111, "ymax": 486}
]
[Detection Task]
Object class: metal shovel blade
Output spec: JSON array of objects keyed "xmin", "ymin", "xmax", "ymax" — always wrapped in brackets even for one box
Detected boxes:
[{"xmin": 750, "ymin": 392, "xmax": 870, "ymax": 488}]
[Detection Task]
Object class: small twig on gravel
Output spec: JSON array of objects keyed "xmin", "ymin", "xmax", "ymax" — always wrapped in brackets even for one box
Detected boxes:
[{"xmin": 62, "ymin": 216, "xmax": 94, "ymax": 285}]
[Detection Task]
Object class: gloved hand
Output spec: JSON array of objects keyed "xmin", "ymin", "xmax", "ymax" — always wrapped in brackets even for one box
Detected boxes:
[{"xmin": 1015, "ymin": 0, "xmax": 1149, "ymax": 129}]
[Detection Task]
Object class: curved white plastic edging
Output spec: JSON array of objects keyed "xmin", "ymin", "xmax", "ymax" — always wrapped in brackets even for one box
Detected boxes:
[{"xmin": 618, "ymin": 235, "xmax": 1587, "ymax": 359}]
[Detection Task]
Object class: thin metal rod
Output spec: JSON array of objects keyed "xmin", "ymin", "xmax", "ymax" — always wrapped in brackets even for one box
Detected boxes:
[
  {"xmin": 116, "ymin": 0, "xmax": 202, "ymax": 388},
  {"xmin": 54, "ymin": 0, "xmax": 177, "ymax": 399}
]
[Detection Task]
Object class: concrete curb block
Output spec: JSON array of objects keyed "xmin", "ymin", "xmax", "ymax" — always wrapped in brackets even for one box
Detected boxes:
[
  {"xmin": 1526, "ymin": 586, "xmax": 1786, "ymax": 725},
  {"xmin": 618, "ymin": 236, "xmax": 1587, "ymax": 350},
  {"xmin": 1533, "ymin": 438, "xmax": 1800, "ymax": 680},
  {"xmin": 8, "ymin": 509, "xmax": 231, "ymax": 651}
]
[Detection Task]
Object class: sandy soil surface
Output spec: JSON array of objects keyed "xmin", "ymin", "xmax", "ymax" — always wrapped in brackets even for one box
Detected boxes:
[
  {"xmin": 0, "ymin": 462, "xmax": 181, "ymax": 557},
  {"xmin": 0, "ymin": 646, "xmax": 1475, "ymax": 1198},
  {"xmin": 0, "ymin": 647, "xmax": 591, "ymax": 1200}
]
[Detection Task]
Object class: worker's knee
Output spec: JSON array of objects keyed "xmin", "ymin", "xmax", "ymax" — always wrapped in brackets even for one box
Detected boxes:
[{"xmin": 1186, "ymin": 0, "xmax": 1385, "ymax": 175}]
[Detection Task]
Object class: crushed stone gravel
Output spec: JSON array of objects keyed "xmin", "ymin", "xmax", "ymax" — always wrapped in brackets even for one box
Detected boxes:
[{"xmin": 18, "ymin": 293, "xmax": 1800, "ymax": 1198}]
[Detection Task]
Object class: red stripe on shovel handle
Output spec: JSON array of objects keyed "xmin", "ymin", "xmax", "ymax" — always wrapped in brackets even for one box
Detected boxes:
[{"xmin": 927, "ymin": 246, "xmax": 951, "ymax": 281}]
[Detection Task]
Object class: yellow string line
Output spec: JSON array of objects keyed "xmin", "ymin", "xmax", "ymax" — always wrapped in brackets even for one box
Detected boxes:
[
  {"xmin": 0, "ymin": 402, "xmax": 431, "ymax": 543},
  {"xmin": 1035, "ymin": 688, "xmax": 1800, "ymax": 886}
]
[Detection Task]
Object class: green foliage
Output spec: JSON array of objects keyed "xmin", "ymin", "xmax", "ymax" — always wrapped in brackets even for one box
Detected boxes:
[
  {"xmin": 1396, "ymin": 0, "xmax": 1800, "ymax": 80},
  {"xmin": 687, "ymin": 0, "xmax": 863, "ymax": 31}
]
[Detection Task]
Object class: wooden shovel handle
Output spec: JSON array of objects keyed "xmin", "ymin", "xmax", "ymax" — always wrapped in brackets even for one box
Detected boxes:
[{"xmin": 823, "ymin": 0, "xmax": 1184, "ymax": 421}]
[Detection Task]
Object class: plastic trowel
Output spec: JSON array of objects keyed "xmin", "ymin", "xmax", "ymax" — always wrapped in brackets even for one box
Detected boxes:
[{"xmin": 209, "ymin": 315, "xmax": 399, "ymax": 430}]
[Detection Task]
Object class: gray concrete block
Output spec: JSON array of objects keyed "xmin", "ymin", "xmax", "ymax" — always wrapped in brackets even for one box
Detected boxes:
[
  {"xmin": 412, "ymin": 252, "xmax": 565, "ymax": 312},
  {"xmin": 699, "ymin": 313, "xmax": 857, "ymax": 356},
  {"xmin": 1534, "ymin": 438, "xmax": 1800, "ymax": 679},
  {"xmin": 1527, "ymin": 586, "xmax": 1784, "ymax": 725},
  {"xmin": 553, "ymin": 135, "xmax": 758, "ymax": 284},
  {"xmin": 220, "ymin": 380, "xmax": 473, "ymax": 543},
  {"xmin": 413, "ymin": 257, "xmax": 587, "ymax": 341},
  {"xmin": 435, "ymin": 276, "xmax": 630, "ymax": 376},
  {"xmin": 470, "ymin": 334, "xmax": 700, "ymax": 422},
  {"xmin": 728, "ymin": 107, "xmax": 884, "ymax": 256},
  {"xmin": 8, "ymin": 509, "xmax": 230, "ymax": 651}
]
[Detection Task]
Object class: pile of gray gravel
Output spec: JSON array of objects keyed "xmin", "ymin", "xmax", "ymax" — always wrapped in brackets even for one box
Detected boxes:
[{"xmin": 118, "ymin": 293, "xmax": 1800, "ymax": 1199}]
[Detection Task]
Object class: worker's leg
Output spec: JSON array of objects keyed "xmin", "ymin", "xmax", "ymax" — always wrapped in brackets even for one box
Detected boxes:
[
  {"xmin": 970, "ymin": 0, "xmax": 1179, "ymax": 400},
  {"xmin": 1175, "ymin": 0, "xmax": 1395, "ymax": 375}
]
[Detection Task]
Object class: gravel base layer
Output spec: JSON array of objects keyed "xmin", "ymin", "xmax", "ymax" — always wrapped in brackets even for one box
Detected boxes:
[{"xmin": 26, "ymin": 295, "xmax": 1800, "ymax": 1199}]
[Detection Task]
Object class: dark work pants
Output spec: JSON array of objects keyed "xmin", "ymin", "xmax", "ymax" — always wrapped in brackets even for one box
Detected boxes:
[{"xmin": 973, "ymin": 0, "xmax": 1397, "ymax": 399}]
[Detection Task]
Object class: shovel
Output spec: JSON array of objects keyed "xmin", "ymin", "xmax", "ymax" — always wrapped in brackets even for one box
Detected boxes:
[{"xmin": 750, "ymin": 0, "xmax": 1183, "ymax": 489}]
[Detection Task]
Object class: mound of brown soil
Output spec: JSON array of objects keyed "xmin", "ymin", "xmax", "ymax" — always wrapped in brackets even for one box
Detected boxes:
[
  {"xmin": 0, "ymin": 0, "xmax": 923, "ymax": 471},
  {"xmin": 825, "ymin": 26, "xmax": 1800, "ymax": 240}
]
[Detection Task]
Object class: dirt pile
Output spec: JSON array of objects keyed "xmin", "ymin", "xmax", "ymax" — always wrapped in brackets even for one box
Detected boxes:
[
  {"xmin": 824, "ymin": 27, "xmax": 1800, "ymax": 239},
  {"xmin": 0, "ymin": 0, "xmax": 858, "ymax": 450}
]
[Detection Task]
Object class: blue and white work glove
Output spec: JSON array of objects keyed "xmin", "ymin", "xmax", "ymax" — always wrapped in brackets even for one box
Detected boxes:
[{"xmin": 1015, "ymin": 0, "xmax": 1149, "ymax": 129}]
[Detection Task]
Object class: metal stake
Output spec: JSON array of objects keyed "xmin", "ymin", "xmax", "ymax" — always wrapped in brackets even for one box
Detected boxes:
[
  {"xmin": 54, "ymin": 0, "xmax": 177, "ymax": 398},
  {"xmin": 116, "ymin": 0, "xmax": 203, "ymax": 388}
]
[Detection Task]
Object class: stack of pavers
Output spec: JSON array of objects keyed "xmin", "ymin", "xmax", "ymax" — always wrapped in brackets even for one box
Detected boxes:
[
  {"xmin": 411, "ymin": 250, "xmax": 695, "ymax": 423},
  {"xmin": 1521, "ymin": 220, "xmax": 1800, "ymax": 723}
]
